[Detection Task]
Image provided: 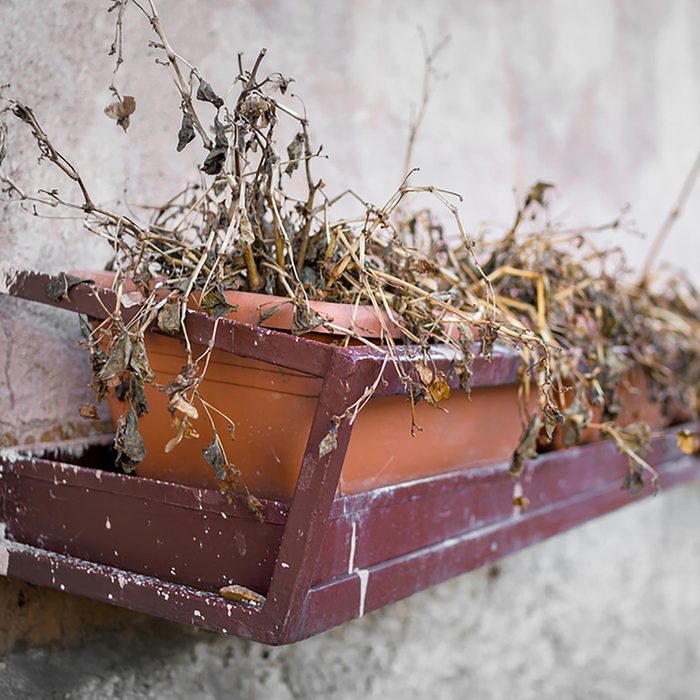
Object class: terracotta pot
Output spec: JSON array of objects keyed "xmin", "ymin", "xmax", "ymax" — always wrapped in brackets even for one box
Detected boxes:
[
  {"xmin": 77, "ymin": 271, "xmax": 522, "ymax": 499},
  {"xmin": 119, "ymin": 333, "xmax": 522, "ymax": 499},
  {"xmin": 551, "ymin": 368, "xmax": 667, "ymax": 450}
]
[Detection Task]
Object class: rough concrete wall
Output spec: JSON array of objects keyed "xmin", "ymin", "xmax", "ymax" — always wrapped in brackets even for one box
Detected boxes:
[{"xmin": 1, "ymin": 0, "xmax": 700, "ymax": 697}]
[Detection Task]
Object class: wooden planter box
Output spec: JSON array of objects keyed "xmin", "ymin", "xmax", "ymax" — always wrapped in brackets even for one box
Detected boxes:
[{"xmin": 1, "ymin": 270, "xmax": 698, "ymax": 645}]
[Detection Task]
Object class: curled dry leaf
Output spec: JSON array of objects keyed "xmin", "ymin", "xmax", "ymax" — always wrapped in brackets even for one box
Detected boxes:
[
  {"xmin": 46, "ymin": 272, "xmax": 92, "ymax": 302},
  {"xmin": 176, "ymin": 111, "xmax": 195, "ymax": 152},
  {"xmin": 98, "ymin": 329, "xmax": 132, "ymax": 383},
  {"xmin": 200, "ymin": 287, "xmax": 238, "ymax": 318},
  {"xmin": 291, "ymin": 302, "xmax": 325, "ymax": 336},
  {"xmin": 202, "ymin": 437, "xmax": 226, "ymax": 479},
  {"xmin": 285, "ymin": 132, "xmax": 304, "ymax": 176},
  {"xmin": 170, "ymin": 394, "xmax": 199, "ymax": 420},
  {"xmin": 165, "ymin": 416, "xmax": 199, "ymax": 453},
  {"xmin": 79, "ymin": 403, "xmax": 99, "ymax": 420},
  {"xmin": 416, "ymin": 361, "xmax": 451, "ymax": 404},
  {"xmin": 319, "ymin": 421, "xmax": 338, "ymax": 458},
  {"xmin": 510, "ymin": 414, "xmax": 542, "ymax": 477},
  {"xmin": 157, "ymin": 300, "xmax": 181, "ymax": 335},
  {"xmin": 246, "ymin": 494, "xmax": 264, "ymax": 523},
  {"xmin": 196, "ymin": 79, "xmax": 224, "ymax": 109},
  {"xmin": 218, "ymin": 584, "xmax": 265, "ymax": 608},
  {"xmin": 115, "ymin": 407, "xmax": 145, "ymax": 473},
  {"xmin": 677, "ymin": 429, "xmax": 700, "ymax": 456},
  {"xmin": 104, "ymin": 95, "xmax": 136, "ymax": 131}
]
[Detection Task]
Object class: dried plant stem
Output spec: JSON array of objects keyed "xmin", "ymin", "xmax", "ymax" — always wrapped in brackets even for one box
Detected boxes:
[{"xmin": 641, "ymin": 148, "xmax": 700, "ymax": 280}]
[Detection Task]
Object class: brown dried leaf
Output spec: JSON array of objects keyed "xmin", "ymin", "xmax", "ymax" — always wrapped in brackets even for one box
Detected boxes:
[
  {"xmin": 415, "ymin": 361, "xmax": 450, "ymax": 404},
  {"xmin": 239, "ymin": 209, "xmax": 255, "ymax": 247},
  {"xmin": 176, "ymin": 111, "xmax": 195, "ymax": 152},
  {"xmin": 319, "ymin": 422, "xmax": 338, "ymax": 458},
  {"xmin": 98, "ymin": 330, "xmax": 132, "ymax": 382},
  {"xmin": 79, "ymin": 403, "xmax": 99, "ymax": 421},
  {"xmin": 676, "ymin": 429, "xmax": 700, "ymax": 456},
  {"xmin": 157, "ymin": 301, "xmax": 181, "ymax": 335},
  {"xmin": 170, "ymin": 394, "xmax": 199, "ymax": 420},
  {"xmin": 115, "ymin": 407, "xmax": 145, "ymax": 473},
  {"xmin": 200, "ymin": 287, "xmax": 238, "ymax": 318},
  {"xmin": 617, "ymin": 422, "xmax": 652, "ymax": 454},
  {"xmin": 129, "ymin": 333, "xmax": 154, "ymax": 382},
  {"xmin": 196, "ymin": 79, "xmax": 224, "ymax": 109},
  {"xmin": 291, "ymin": 302, "xmax": 325, "ymax": 336},
  {"xmin": 46, "ymin": 272, "xmax": 92, "ymax": 302},
  {"xmin": 246, "ymin": 494, "xmax": 264, "ymax": 523},
  {"xmin": 285, "ymin": 132, "xmax": 304, "ymax": 176},
  {"xmin": 203, "ymin": 438, "xmax": 226, "ymax": 480},
  {"xmin": 218, "ymin": 584, "xmax": 265, "ymax": 608},
  {"xmin": 510, "ymin": 414, "xmax": 542, "ymax": 477},
  {"xmin": 104, "ymin": 95, "xmax": 136, "ymax": 132},
  {"xmin": 524, "ymin": 181, "xmax": 554, "ymax": 208},
  {"xmin": 543, "ymin": 403, "xmax": 564, "ymax": 441}
]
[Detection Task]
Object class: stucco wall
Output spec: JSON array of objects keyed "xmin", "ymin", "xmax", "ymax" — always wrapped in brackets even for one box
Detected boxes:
[{"xmin": 1, "ymin": 1, "xmax": 699, "ymax": 698}]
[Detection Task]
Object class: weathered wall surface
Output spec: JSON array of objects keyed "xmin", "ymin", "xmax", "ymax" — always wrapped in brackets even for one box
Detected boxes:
[{"xmin": 1, "ymin": 0, "xmax": 700, "ymax": 697}]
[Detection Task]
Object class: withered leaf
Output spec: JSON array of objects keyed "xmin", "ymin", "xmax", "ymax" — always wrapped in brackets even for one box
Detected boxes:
[
  {"xmin": 239, "ymin": 209, "xmax": 255, "ymax": 247},
  {"xmin": 98, "ymin": 330, "xmax": 132, "ymax": 382},
  {"xmin": 542, "ymin": 402, "xmax": 564, "ymax": 441},
  {"xmin": 165, "ymin": 416, "xmax": 199, "ymax": 453},
  {"xmin": 617, "ymin": 422, "xmax": 651, "ymax": 454},
  {"xmin": 170, "ymin": 394, "xmax": 199, "ymax": 420},
  {"xmin": 157, "ymin": 301, "xmax": 181, "ymax": 335},
  {"xmin": 247, "ymin": 494, "xmax": 264, "ymax": 523},
  {"xmin": 524, "ymin": 181, "xmax": 554, "ymax": 208},
  {"xmin": 285, "ymin": 132, "xmax": 304, "ymax": 176},
  {"xmin": 561, "ymin": 391, "xmax": 593, "ymax": 447},
  {"xmin": 319, "ymin": 422, "xmax": 338, "ymax": 458},
  {"xmin": 200, "ymin": 287, "xmax": 238, "ymax": 318},
  {"xmin": 46, "ymin": 272, "xmax": 91, "ymax": 302},
  {"xmin": 176, "ymin": 111, "xmax": 195, "ymax": 152},
  {"xmin": 510, "ymin": 414, "xmax": 542, "ymax": 477},
  {"xmin": 415, "ymin": 361, "xmax": 450, "ymax": 404},
  {"xmin": 196, "ymin": 79, "xmax": 224, "ymax": 109},
  {"xmin": 104, "ymin": 95, "xmax": 136, "ymax": 132},
  {"xmin": 115, "ymin": 407, "xmax": 145, "ymax": 473},
  {"xmin": 677, "ymin": 429, "xmax": 700, "ymax": 456},
  {"xmin": 203, "ymin": 438, "xmax": 226, "ymax": 480},
  {"xmin": 79, "ymin": 403, "xmax": 99, "ymax": 421},
  {"xmin": 129, "ymin": 333, "xmax": 154, "ymax": 382},
  {"xmin": 291, "ymin": 302, "xmax": 325, "ymax": 336},
  {"xmin": 218, "ymin": 584, "xmax": 265, "ymax": 608},
  {"xmin": 129, "ymin": 374, "xmax": 149, "ymax": 417},
  {"xmin": 202, "ymin": 145, "xmax": 227, "ymax": 175},
  {"xmin": 480, "ymin": 322, "xmax": 499, "ymax": 361},
  {"xmin": 622, "ymin": 467, "xmax": 645, "ymax": 496},
  {"xmin": 212, "ymin": 115, "xmax": 228, "ymax": 148}
]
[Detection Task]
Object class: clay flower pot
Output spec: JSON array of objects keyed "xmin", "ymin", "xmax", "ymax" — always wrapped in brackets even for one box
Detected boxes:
[{"xmin": 78, "ymin": 271, "xmax": 524, "ymax": 500}]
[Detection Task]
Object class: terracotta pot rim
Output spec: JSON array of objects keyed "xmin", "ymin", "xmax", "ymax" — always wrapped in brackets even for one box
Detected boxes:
[{"xmin": 71, "ymin": 269, "xmax": 402, "ymax": 340}]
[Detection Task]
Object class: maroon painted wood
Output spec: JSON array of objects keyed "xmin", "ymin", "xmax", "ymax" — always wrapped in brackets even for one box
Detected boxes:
[{"xmin": 1, "ymin": 269, "xmax": 699, "ymax": 645}]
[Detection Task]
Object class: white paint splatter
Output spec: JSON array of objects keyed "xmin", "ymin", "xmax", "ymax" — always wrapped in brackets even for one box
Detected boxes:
[
  {"xmin": 355, "ymin": 568, "xmax": 369, "ymax": 617},
  {"xmin": 105, "ymin": 517, "xmax": 111, "ymax": 530},
  {"xmin": 512, "ymin": 481, "xmax": 524, "ymax": 517},
  {"xmin": 348, "ymin": 521, "xmax": 357, "ymax": 574},
  {"xmin": 0, "ymin": 524, "xmax": 9, "ymax": 577}
]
